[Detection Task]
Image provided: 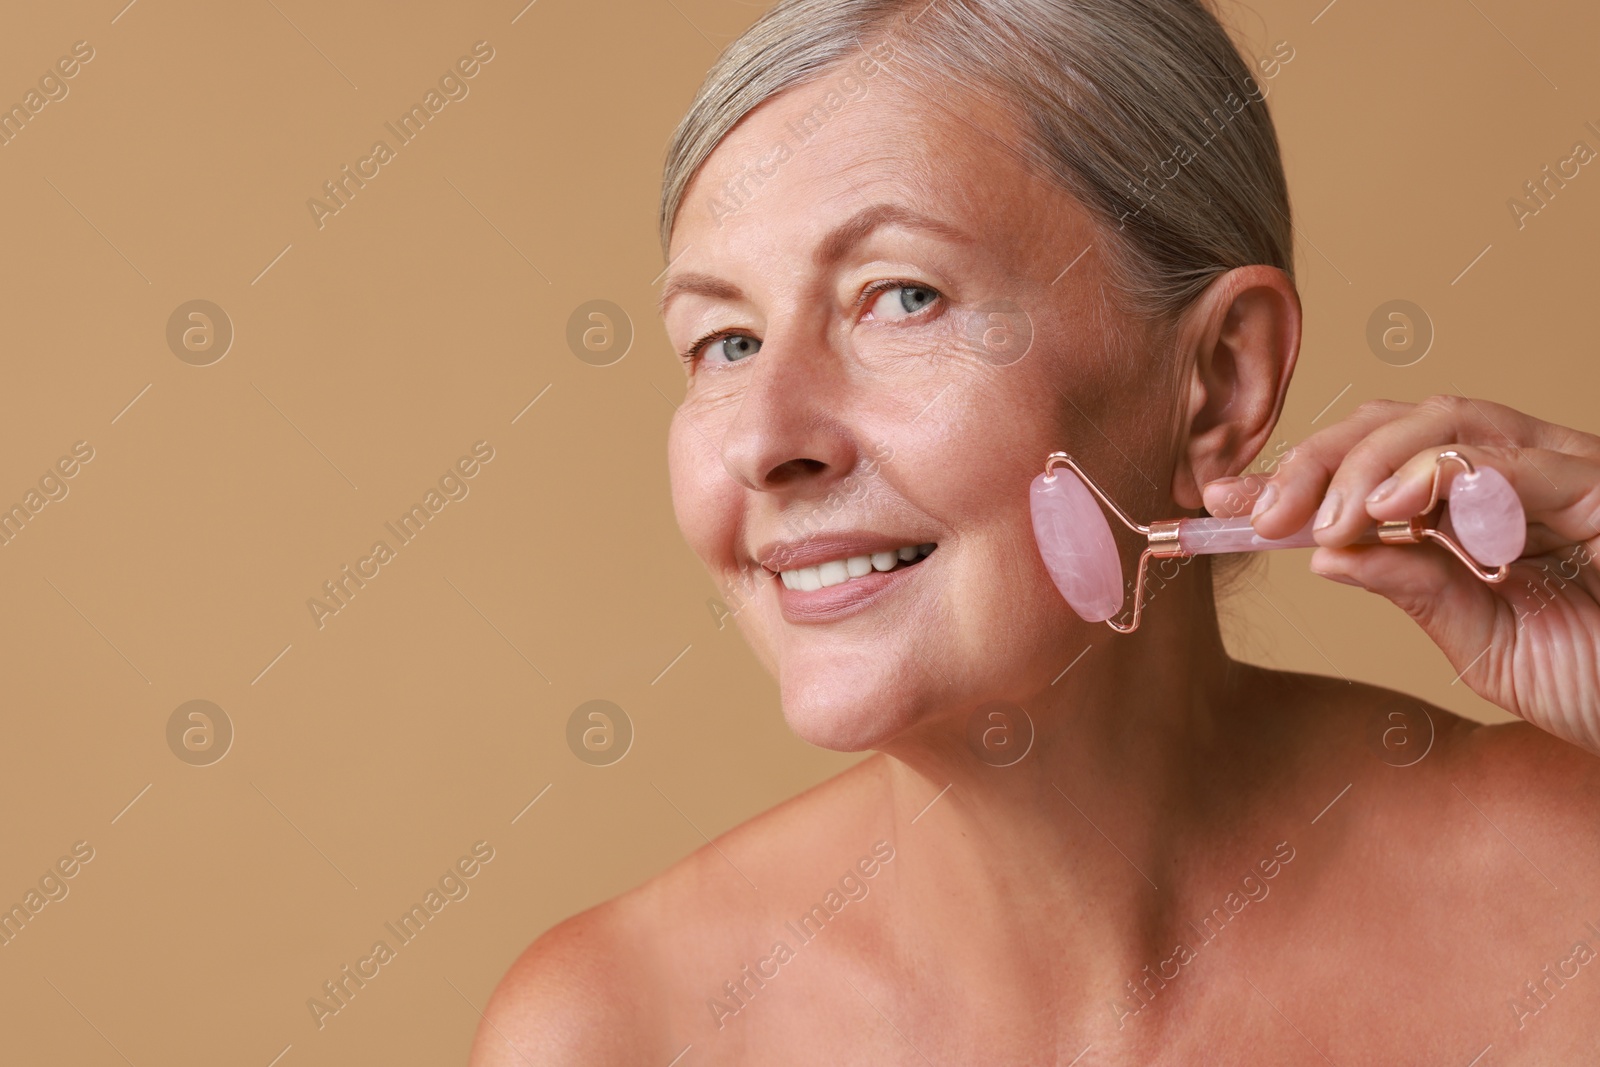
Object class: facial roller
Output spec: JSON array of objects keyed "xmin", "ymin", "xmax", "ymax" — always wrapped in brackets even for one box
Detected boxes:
[{"xmin": 1030, "ymin": 450, "xmax": 1527, "ymax": 633}]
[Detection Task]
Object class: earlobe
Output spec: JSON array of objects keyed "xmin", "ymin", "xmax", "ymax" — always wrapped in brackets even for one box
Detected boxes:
[{"xmin": 1169, "ymin": 266, "xmax": 1300, "ymax": 510}]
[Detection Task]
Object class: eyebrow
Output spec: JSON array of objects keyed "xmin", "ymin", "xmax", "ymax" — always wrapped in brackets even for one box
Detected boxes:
[{"xmin": 655, "ymin": 202, "xmax": 972, "ymax": 319}]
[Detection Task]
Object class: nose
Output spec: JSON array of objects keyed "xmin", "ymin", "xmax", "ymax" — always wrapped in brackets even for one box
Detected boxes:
[{"xmin": 718, "ymin": 325, "xmax": 860, "ymax": 494}]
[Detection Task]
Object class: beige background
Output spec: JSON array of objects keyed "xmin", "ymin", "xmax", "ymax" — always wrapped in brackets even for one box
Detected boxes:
[{"xmin": 0, "ymin": 0, "xmax": 1594, "ymax": 1062}]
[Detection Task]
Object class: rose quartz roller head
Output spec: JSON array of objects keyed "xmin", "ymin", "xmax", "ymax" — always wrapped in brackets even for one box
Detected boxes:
[{"xmin": 1030, "ymin": 450, "xmax": 1525, "ymax": 633}]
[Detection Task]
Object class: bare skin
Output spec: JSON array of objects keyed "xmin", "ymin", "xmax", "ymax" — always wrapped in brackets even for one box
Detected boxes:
[{"xmin": 470, "ymin": 59, "xmax": 1600, "ymax": 1066}]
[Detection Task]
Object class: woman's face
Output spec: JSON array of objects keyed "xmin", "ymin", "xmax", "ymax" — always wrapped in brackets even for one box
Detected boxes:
[{"xmin": 660, "ymin": 68, "xmax": 1173, "ymax": 750}]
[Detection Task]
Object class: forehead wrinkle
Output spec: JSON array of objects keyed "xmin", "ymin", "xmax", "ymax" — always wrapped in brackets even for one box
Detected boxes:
[{"xmin": 662, "ymin": 95, "xmax": 1031, "ymax": 321}]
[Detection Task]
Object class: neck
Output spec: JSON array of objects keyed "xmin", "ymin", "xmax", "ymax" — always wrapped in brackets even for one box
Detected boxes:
[{"xmin": 869, "ymin": 570, "xmax": 1258, "ymax": 1010}]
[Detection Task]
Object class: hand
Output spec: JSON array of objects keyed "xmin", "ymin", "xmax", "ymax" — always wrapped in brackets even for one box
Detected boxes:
[{"xmin": 1201, "ymin": 395, "xmax": 1600, "ymax": 757}]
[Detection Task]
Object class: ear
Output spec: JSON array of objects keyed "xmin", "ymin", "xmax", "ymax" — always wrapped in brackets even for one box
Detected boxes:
[{"xmin": 1168, "ymin": 265, "xmax": 1300, "ymax": 510}]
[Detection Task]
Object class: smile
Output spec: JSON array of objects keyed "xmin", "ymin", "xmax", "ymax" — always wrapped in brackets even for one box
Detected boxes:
[{"xmin": 778, "ymin": 543, "xmax": 936, "ymax": 591}]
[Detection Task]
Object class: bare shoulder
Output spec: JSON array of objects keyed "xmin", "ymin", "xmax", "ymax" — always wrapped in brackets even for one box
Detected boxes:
[
  {"xmin": 466, "ymin": 896, "xmax": 649, "ymax": 1066},
  {"xmin": 1447, "ymin": 715, "xmax": 1600, "ymax": 845},
  {"xmin": 468, "ymin": 754, "xmax": 887, "ymax": 1066},
  {"xmin": 1295, "ymin": 664, "xmax": 1600, "ymax": 877}
]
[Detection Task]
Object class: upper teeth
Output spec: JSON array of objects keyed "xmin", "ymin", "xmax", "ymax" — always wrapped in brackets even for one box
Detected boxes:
[{"xmin": 779, "ymin": 544, "xmax": 935, "ymax": 591}]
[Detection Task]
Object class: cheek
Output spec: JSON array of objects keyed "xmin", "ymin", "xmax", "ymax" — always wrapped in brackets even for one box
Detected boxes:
[
  {"xmin": 918, "ymin": 370, "xmax": 1067, "ymax": 506},
  {"xmin": 667, "ymin": 414, "xmax": 738, "ymax": 564}
]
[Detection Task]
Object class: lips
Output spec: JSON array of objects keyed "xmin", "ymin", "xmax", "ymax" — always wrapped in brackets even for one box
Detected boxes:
[
  {"xmin": 782, "ymin": 542, "xmax": 933, "ymax": 589},
  {"xmin": 752, "ymin": 531, "xmax": 939, "ymax": 623},
  {"xmin": 755, "ymin": 532, "xmax": 937, "ymax": 573}
]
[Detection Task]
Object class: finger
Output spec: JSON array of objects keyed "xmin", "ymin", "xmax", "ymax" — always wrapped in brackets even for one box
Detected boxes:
[
  {"xmin": 1201, "ymin": 474, "xmax": 1267, "ymax": 518},
  {"xmin": 1523, "ymin": 522, "xmax": 1597, "ymax": 558},
  {"xmin": 1224, "ymin": 399, "xmax": 1413, "ymax": 538},
  {"xmin": 1308, "ymin": 395, "xmax": 1570, "ymax": 547},
  {"xmin": 1363, "ymin": 445, "xmax": 1600, "ymax": 548}
]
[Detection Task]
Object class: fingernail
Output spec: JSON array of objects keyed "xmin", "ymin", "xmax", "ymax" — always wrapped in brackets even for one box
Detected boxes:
[
  {"xmin": 1319, "ymin": 571, "xmax": 1366, "ymax": 588},
  {"xmin": 1313, "ymin": 490, "xmax": 1341, "ymax": 531},
  {"xmin": 1250, "ymin": 483, "xmax": 1279, "ymax": 521},
  {"xmin": 1366, "ymin": 476, "xmax": 1399, "ymax": 505}
]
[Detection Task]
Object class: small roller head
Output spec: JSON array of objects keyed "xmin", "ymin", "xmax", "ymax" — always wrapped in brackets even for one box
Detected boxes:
[{"xmin": 1447, "ymin": 467, "xmax": 1526, "ymax": 567}]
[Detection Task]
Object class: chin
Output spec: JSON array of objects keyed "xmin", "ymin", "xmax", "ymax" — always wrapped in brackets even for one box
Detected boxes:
[{"xmin": 777, "ymin": 661, "xmax": 925, "ymax": 752}]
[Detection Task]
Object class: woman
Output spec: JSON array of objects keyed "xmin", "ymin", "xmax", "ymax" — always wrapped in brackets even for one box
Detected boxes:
[{"xmin": 472, "ymin": 0, "xmax": 1600, "ymax": 1062}]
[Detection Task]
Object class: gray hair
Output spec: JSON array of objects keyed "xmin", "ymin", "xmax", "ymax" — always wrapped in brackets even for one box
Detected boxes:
[{"xmin": 658, "ymin": 0, "xmax": 1294, "ymax": 328}]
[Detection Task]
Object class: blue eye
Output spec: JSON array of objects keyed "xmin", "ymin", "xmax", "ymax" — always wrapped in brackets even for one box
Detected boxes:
[
  {"xmin": 681, "ymin": 330, "xmax": 760, "ymax": 366},
  {"xmin": 706, "ymin": 334, "xmax": 761, "ymax": 364},
  {"xmin": 862, "ymin": 281, "xmax": 941, "ymax": 322},
  {"xmin": 678, "ymin": 280, "xmax": 940, "ymax": 368}
]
